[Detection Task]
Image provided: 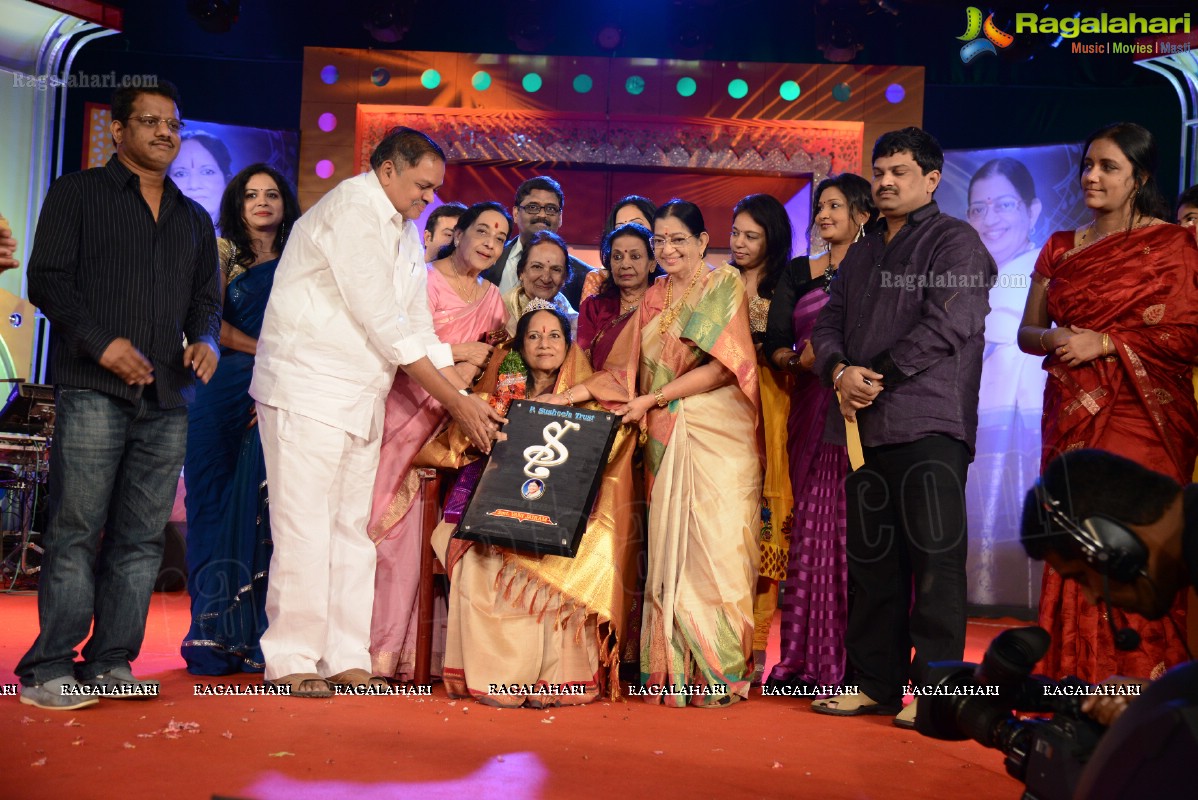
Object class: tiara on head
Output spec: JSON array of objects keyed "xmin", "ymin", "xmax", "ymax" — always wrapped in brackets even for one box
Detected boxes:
[{"xmin": 522, "ymin": 297, "xmax": 557, "ymax": 316}]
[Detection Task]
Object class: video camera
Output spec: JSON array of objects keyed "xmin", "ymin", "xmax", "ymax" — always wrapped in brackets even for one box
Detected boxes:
[{"xmin": 914, "ymin": 626, "xmax": 1107, "ymax": 800}]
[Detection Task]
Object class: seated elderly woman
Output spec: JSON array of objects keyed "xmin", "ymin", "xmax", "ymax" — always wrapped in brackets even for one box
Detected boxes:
[
  {"xmin": 430, "ymin": 301, "xmax": 640, "ymax": 707},
  {"xmin": 502, "ymin": 230, "xmax": 578, "ymax": 337}
]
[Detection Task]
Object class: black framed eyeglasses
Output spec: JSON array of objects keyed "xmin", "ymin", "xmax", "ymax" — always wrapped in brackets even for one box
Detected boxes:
[
  {"xmin": 519, "ymin": 202, "xmax": 561, "ymax": 217},
  {"xmin": 127, "ymin": 115, "xmax": 185, "ymax": 134}
]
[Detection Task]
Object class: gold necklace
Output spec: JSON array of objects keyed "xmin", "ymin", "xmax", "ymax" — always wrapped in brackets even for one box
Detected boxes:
[
  {"xmin": 1081, "ymin": 212, "xmax": 1143, "ymax": 244},
  {"xmin": 658, "ymin": 262, "xmax": 704, "ymax": 336},
  {"xmin": 444, "ymin": 260, "xmax": 479, "ymax": 303},
  {"xmin": 620, "ymin": 290, "xmax": 646, "ymax": 314}
]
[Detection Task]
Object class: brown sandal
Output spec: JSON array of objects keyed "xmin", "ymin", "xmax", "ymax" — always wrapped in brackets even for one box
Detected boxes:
[
  {"xmin": 267, "ymin": 672, "xmax": 333, "ymax": 698},
  {"xmin": 325, "ymin": 669, "xmax": 389, "ymax": 689}
]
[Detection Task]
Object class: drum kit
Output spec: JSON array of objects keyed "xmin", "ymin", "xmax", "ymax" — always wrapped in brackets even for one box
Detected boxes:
[{"xmin": 0, "ymin": 381, "xmax": 54, "ymax": 592}]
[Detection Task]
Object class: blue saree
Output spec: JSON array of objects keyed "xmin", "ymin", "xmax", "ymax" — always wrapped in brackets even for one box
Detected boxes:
[{"xmin": 181, "ymin": 258, "xmax": 277, "ymax": 675}]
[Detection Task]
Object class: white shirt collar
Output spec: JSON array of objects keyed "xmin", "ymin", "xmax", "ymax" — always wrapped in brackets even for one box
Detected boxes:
[{"xmin": 364, "ymin": 170, "xmax": 405, "ymax": 229}]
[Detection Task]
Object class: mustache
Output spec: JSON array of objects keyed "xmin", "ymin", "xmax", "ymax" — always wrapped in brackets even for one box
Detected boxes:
[{"xmin": 530, "ymin": 218, "xmax": 551, "ymax": 226}]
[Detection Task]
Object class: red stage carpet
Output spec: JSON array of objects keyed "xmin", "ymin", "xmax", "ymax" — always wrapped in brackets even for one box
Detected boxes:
[{"xmin": 1, "ymin": 592, "xmax": 1025, "ymax": 799}]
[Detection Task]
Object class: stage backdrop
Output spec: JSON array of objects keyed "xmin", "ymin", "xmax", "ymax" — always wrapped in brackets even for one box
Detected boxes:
[
  {"xmin": 298, "ymin": 48, "xmax": 924, "ymax": 262},
  {"xmin": 939, "ymin": 142, "xmax": 1088, "ymax": 610}
]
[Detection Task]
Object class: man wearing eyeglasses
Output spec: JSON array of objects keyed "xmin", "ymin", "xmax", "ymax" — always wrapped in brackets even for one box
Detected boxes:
[
  {"xmin": 480, "ymin": 176, "xmax": 596, "ymax": 308},
  {"xmin": 810, "ymin": 127, "xmax": 996, "ymax": 728},
  {"xmin": 17, "ymin": 82, "xmax": 222, "ymax": 709}
]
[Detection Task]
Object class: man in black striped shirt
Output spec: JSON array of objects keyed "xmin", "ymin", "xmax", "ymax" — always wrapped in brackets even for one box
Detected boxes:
[{"xmin": 15, "ymin": 81, "xmax": 222, "ymax": 710}]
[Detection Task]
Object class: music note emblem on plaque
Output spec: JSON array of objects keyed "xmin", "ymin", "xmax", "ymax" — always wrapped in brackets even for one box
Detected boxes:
[{"xmin": 523, "ymin": 420, "xmax": 580, "ymax": 479}]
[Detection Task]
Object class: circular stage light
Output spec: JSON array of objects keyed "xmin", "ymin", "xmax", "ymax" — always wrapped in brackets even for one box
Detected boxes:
[
  {"xmin": 885, "ymin": 83, "xmax": 906, "ymax": 104},
  {"xmin": 421, "ymin": 69, "xmax": 441, "ymax": 90},
  {"xmin": 320, "ymin": 65, "xmax": 339, "ymax": 85},
  {"xmin": 522, "ymin": 72, "xmax": 543, "ymax": 93},
  {"xmin": 596, "ymin": 24, "xmax": 622, "ymax": 50},
  {"xmin": 779, "ymin": 80, "xmax": 800, "ymax": 102},
  {"xmin": 727, "ymin": 78, "xmax": 748, "ymax": 99},
  {"xmin": 832, "ymin": 82, "xmax": 852, "ymax": 102},
  {"xmin": 315, "ymin": 160, "xmax": 335, "ymax": 179},
  {"xmin": 676, "ymin": 77, "xmax": 696, "ymax": 97},
  {"xmin": 625, "ymin": 75, "xmax": 645, "ymax": 95},
  {"xmin": 371, "ymin": 68, "xmax": 390, "ymax": 87},
  {"xmin": 472, "ymin": 71, "xmax": 492, "ymax": 91},
  {"xmin": 573, "ymin": 74, "xmax": 593, "ymax": 93},
  {"xmin": 318, "ymin": 113, "xmax": 337, "ymax": 132}
]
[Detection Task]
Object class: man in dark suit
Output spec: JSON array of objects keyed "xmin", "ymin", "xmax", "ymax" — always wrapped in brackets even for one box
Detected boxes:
[{"xmin": 480, "ymin": 176, "xmax": 595, "ymax": 309}]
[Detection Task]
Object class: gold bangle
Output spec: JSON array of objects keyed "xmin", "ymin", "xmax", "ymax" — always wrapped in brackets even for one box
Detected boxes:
[
  {"xmin": 654, "ymin": 389, "xmax": 668, "ymax": 408},
  {"xmin": 1102, "ymin": 333, "xmax": 1111, "ymax": 356},
  {"xmin": 563, "ymin": 386, "xmax": 575, "ymax": 405},
  {"xmin": 1039, "ymin": 328, "xmax": 1051, "ymax": 353}
]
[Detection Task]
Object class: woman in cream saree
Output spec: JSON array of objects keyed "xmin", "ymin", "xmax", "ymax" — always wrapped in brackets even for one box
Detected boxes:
[
  {"xmin": 587, "ymin": 200, "xmax": 761, "ymax": 707},
  {"xmin": 432, "ymin": 304, "xmax": 641, "ymax": 707}
]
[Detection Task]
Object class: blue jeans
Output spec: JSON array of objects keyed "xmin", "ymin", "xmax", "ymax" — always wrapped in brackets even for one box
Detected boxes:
[{"xmin": 15, "ymin": 387, "xmax": 188, "ymax": 685}]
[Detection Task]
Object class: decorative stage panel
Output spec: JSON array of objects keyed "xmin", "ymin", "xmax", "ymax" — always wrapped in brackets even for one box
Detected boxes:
[{"xmin": 300, "ymin": 48, "xmax": 923, "ymax": 202}]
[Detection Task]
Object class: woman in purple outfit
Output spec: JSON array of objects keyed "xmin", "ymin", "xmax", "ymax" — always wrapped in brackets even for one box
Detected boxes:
[{"xmin": 762, "ymin": 174, "xmax": 876, "ymax": 690}]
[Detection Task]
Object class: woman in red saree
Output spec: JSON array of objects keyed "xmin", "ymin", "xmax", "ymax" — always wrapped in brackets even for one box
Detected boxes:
[
  {"xmin": 577, "ymin": 222, "xmax": 656, "ymax": 371},
  {"xmin": 1019, "ymin": 122, "xmax": 1198, "ymax": 682}
]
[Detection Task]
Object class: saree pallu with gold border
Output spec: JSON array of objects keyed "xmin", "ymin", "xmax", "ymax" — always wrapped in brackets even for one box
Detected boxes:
[
  {"xmin": 437, "ymin": 347, "xmax": 641, "ymax": 706},
  {"xmin": 589, "ymin": 264, "xmax": 761, "ymax": 706},
  {"xmin": 1035, "ymin": 225, "xmax": 1198, "ymax": 682}
]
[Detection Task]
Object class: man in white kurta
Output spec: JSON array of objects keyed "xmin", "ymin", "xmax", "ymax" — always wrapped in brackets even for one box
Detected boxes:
[{"xmin": 251, "ymin": 129, "xmax": 499, "ymax": 692}]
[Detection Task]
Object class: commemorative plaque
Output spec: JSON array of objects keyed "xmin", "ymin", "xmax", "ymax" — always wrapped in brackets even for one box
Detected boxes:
[{"xmin": 455, "ymin": 400, "xmax": 619, "ymax": 557}]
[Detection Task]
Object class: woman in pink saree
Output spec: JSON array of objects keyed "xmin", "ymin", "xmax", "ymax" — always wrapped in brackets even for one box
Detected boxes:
[{"xmin": 368, "ymin": 202, "xmax": 511, "ymax": 679}]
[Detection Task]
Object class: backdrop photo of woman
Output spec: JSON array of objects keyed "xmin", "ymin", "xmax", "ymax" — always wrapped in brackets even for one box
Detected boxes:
[
  {"xmin": 172, "ymin": 131, "xmax": 233, "ymax": 232},
  {"xmin": 367, "ymin": 201, "xmax": 512, "ymax": 681},
  {"xmin": 432, "ymin": 304, "xmax": 641, "ymax": 707},
  {"xmin": 965, "ymin": 157, "xmax": 1050, "ymax": 608},
  {"xmin": 1017, "ymin": 122, "xmax": 1198, "ymax": 683},
  {"xmin": 181, "ymin": 164, "xmax": 299, "ymax": 675}
]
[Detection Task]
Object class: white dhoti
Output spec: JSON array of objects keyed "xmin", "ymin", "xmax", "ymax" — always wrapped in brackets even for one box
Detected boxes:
[{"xmin": 257, "ymin": 404, "xmax": 382, "ymax": 680}]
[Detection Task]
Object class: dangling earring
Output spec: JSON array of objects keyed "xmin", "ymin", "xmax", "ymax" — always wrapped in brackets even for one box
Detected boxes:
[{"xmin": 853, "ymin": 223, "xmax": 864, "ymax": 243}]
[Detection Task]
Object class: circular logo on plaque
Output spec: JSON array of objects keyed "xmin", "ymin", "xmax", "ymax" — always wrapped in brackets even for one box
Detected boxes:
[{"xmin": 521, "ymin": 479, "xmax": 545, "ymax": 500}]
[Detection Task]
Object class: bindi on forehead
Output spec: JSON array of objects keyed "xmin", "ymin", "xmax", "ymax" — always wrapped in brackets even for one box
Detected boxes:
[{"xmin": 529, "ymin": 310, "xmax": 563, "ymax": 330}]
